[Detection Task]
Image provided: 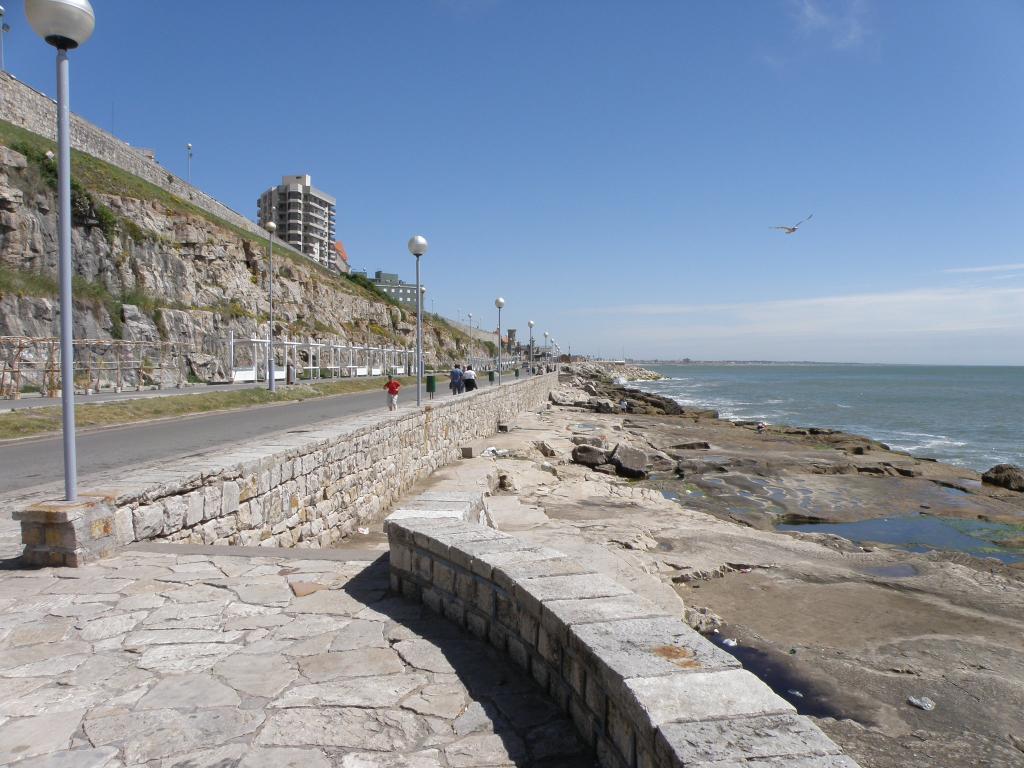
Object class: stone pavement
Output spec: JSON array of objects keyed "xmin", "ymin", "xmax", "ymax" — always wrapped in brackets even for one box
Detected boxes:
[{"xmin": 0, "ymin": 545, "xmax": 595, "ymax": 767}]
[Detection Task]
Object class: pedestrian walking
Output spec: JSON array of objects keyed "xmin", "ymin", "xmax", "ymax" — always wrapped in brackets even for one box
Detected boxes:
[
  {"xmin": 384, "ymin": 375, "xmax": 401, "ymax": 411},
  {"xmin": 449, "ymin": 364, "xmax": 463, "ymax": 395},
  {"xmin": 463, "ymin": 365, "xmax": 477, "ymax": 392}
]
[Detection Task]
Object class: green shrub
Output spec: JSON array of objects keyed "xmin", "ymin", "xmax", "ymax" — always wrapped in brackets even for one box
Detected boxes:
[{"xmin": 93, "ymin": 204, "xmax": 118, "ymax": 240}]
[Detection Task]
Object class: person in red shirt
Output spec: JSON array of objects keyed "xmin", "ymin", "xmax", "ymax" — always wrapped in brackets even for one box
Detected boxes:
[{"xmin": 384, "ymin": 375, "xmax": 401, "ymax": 411}]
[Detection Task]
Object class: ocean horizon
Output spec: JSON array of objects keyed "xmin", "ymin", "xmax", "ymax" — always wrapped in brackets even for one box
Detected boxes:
[{"xmin": 633, "ymin": 363, "xmax": 1024, "ymax": 473}]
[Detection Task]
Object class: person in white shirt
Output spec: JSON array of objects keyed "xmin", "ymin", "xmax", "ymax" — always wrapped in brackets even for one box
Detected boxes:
[{"xmin": 463, "ymin": 365, "xmax": 477, "ymax": 392}]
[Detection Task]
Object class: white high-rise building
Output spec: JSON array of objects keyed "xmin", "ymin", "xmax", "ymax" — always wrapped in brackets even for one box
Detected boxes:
[{"xmin": 257, "ymin": 174, "xmax": 338, "ymax": 270}]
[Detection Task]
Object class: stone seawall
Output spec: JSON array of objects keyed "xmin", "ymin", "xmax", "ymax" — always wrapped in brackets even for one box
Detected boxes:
[
  {"xmin": 0, "ymin": 71, "xmax": 306, "ymax": 261},
  {"xmin": 15, "ymin": 374, "xmax": 555, "ymax": 566},
  {"xmin": 386, "ymin": 499, "xmax": 861, "ymax": 768}
]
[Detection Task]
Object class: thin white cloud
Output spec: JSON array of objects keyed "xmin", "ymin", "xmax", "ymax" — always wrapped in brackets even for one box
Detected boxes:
[
  {"xmin": 943, "ymin": 263, "xmax": 1024, "ymax": 274},
  {"xmin": 790, "ymin": 0, "xmax": 869, "ymax": 50},
  {"xmin": 571, "ymin": 286, "xmax": 1024, "ymax": 338}
]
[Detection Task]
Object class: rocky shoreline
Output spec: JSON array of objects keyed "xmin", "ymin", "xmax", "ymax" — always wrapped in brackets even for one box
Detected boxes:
[
  {"xmin": 558, "ymin": 363, "xmax": 1024, "ymax": 537},
  {"xmin": 497, "ymin": 363, "xmax": 1024, "ymax": 766}
]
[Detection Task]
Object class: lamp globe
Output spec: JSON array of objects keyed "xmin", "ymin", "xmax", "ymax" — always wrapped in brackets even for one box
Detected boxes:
[
  {"xmin": 408, "ymin": 235, "xmax": 428, "ymax": 256},
  {"xmin": 25, "ymin": 0, "xmax": 95, "ymax": 48}
]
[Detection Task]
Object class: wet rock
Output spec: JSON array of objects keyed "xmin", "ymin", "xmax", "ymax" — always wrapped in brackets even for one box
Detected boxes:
[
  {"xmin": 610, "ymin": 444, "xmax": 649, "ymax": 479},
  {"xmin": 646, "ymin": 450, "xmax": 677, "ymax": 472},
  {"xmin": 672, "ymin": 441, "xmax": 711, "ymax": 450},
  {"xmin": 571, "ymin": 435, "xmax": 605, "ymax": 447},
  {"xmin": 981, "ymin": 464, "xmax": 1024, "ymax": 492},
  {"xmin": 571, "ymin": 444, "xmax": 609, "ymax": 467},
  {"xmin": 594, "ymin": 463, "xmax": 617, "ymax": 475}
]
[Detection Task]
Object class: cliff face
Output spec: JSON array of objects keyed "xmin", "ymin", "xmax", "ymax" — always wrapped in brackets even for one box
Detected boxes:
[{"xmin": 0, "ymin": 142, "xmax": 485, "ymax": 380}]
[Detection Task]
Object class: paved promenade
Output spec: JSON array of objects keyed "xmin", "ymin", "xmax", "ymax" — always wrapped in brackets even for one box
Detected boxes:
[{"xmin": 0, "ymin": 544, "xmax": 593, "ymax": 767}]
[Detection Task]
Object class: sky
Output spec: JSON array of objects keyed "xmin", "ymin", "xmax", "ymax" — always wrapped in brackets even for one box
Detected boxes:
[{"xmin": 4, "ymin": 0, "xmax": 1024, "ymax": 364}]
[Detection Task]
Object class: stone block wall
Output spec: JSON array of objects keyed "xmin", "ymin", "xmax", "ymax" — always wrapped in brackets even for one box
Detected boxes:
[
  {"xmin": 386, "ymin": 507, "xmax": 861, "ymax": 768},
  {"xmin": 15, "ymin": 374, "xmax": 555, "ymax": 565},
  {"xmin": 0, "ymin": 71, "xmax": 306, "ymax": 261}
]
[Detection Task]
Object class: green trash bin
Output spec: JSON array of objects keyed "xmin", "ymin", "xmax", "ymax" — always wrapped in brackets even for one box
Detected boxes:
[
  {"xmin": 426, "ymin": 374, "xmax": 436, "ymax": 399},
  {"xmin": 488, "ymin": 370, "xmax": 495, "ymax": 384},
  {"xmin": 514, "ymin": 368, "xmax": 520, "ymax": 378}
]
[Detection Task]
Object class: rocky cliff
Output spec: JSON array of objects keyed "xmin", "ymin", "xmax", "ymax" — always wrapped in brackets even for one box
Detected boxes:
[{"xmin": 0, "ymin": 126, "xmax": 490, "ymax": 385}]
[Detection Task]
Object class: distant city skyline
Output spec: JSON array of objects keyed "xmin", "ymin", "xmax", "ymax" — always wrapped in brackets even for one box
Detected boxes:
[{"xmin": 3, "ymin": 0, "xmax": 1023, "ymax": 364}]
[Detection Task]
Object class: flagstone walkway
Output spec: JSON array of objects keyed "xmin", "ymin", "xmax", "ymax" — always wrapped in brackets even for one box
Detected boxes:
[{"xmin": 0, "ymin": 546, "xmax": 595, "ymax": 767}]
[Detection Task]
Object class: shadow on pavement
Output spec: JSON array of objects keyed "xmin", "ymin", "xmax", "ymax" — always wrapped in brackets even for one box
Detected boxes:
[{"xmin": 342, "ymin": 554, "xmax": 597, "ymax": 768}]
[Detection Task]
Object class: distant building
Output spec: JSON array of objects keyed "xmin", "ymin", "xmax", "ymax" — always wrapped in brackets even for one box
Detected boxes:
[
  {"xmin": 370, "ymin": 271, "xmax": 421, "ymax": 308},
  {"xmin": 333, "ymin": 241, "xmax": 351, "ymax": 274},
  {"xmin": 256, "ymin": 174, "xmax": 337, "ymax": 270}
]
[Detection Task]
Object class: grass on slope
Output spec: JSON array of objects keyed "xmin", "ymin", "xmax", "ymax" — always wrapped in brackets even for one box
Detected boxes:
[
  {"xmin": 0, "ymin": 118, "xmax": 390, "ymax": 305},
  {"xmin": 0, "ymin": 376, "xmax": 413, "ymax": 441}
]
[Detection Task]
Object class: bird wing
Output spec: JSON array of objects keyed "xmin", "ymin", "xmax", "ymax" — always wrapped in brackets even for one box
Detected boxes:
[
  {"xmin": 769, "ymin": 226, "xmax": 792, "ymax": 232},
  {"xmin": 794, "ymin": 214, "xmax": 814, "ymax": 227}
]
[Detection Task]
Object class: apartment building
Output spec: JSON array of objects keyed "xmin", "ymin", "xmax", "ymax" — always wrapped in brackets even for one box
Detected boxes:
[
  {"xmin": 350, "ymin": 270, "xmax": 423, "ymax": 308},
  {"xmin": 256, "ymin": 174, "xmax": 337, "ymax": 270}
]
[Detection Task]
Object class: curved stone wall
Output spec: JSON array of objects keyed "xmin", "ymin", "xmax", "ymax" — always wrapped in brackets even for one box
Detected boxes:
[{"xmin": 386, "ymin": 502, "xmax": 861, "ymax": 768}]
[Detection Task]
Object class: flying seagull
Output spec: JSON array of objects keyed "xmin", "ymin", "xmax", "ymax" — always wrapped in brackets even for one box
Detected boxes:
[{"xmin": 770, "ymin": 214, "xmax": 813, "ymax": 235}]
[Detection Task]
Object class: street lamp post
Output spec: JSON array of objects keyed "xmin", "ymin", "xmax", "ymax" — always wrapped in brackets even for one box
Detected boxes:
[
  {"xmin": 543, "ymin": 331, "xmax": 549, "ymax": 367},
  {"xmin": 0, "ymin": 5, "xmax": 9, "ymax": 71},
  {"xmin": 495, "ymin": 297, "xmax": 505, "ymax": 384},
  {"xmin": 528, "ymin": 320, "xmax": 535, "ymax": 373},
  {"xmin": 265, "ymin": 220, "xmax": 277, "ymax": 392},
  {"xmin": 186, "ymin": 143, "xmax": 192, "ymax": 184},
  {"xmin": 408, "ymin": 235, "xmax": 428, "ymax": 406},
  {"xmin": 26, "ymin": 0, "xmax": 95, "ymax": 502}
]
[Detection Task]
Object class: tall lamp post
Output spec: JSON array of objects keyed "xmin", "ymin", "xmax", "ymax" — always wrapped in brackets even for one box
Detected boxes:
[
  {"xmin": 495, "ymin": 297, "xmax": 505, "ymax": 384},
  {"xmin": 26, "ymin": 0, "xmax": 95, "ymax": 502},
  {"xmin": 0, "ymin": 5, "xmax": 9, "ymax": 71},
  {"xmin": 186, "ymin": 143, "xmax": 192, "ymax": 184},
  {"xmin": 528, "ymin": 320, "xmax": 535, "ymax": 373},
  {"xmin": 409, "ymin": 235, "xmax": 428, "ymax": 406},
  {"xmin": 265, "ymin": 220, "xmax": 277, "ymax": 392},
  {"xmin": 543, "ymin": 331, "xmax": 549, "ymax": 366}
]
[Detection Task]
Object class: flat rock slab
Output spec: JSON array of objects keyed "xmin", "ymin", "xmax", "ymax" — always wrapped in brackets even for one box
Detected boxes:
[{"xmin": 0, "ymin": 550, "xmax": 594, "ymax": 767}]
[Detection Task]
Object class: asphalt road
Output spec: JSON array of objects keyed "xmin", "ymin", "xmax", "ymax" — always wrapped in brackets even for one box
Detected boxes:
[{"xmin": 0, "ymin": 384, "xmax": 450, "ymax": 496}]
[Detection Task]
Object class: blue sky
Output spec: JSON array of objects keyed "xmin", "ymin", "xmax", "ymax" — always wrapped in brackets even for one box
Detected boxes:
[{"xmin": 5, "ymin": 0, "xmax": 1024, "ymax": 364}]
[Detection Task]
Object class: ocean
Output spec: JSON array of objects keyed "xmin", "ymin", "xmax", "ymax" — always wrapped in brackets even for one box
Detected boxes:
[{"xmin": 633, "ymin": 364, "xmax": 1024, "ymax": 473}]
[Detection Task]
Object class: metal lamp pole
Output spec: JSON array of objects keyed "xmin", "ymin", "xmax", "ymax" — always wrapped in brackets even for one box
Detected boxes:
[
  {"xmin": 186, "ymin": 143, "xmax": 192, "ymax": 184},
  {"xmin": 0, "ymin": 5, "xmax": 8, "ymax": 71},
  {"xmin": 495, "ymin": 297, "xmax": 505, "ymax": 384},
  {"xmin": 265, "ymin": 220, "xmax": 277, "ymax": 391},
  {"xmin": 528, "ymin": 320, "xmax": 535, "ymax": 373},
  {"xmin": 26, "ymin": 0, "xmax": 96, "ymax": 501},
  {"xmin": 408, "ymin": 235, "xmax": 428, "ymax": 406}
]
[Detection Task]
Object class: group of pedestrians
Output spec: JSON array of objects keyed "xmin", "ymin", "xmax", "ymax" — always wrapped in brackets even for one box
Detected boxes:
[
  {"xmin": 448, "ymin": 364, "xmax": 477, "ymax": 394},
  {"xmin": 383, "ymin": 363, "xmax": 479, "ymax": 411}
]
